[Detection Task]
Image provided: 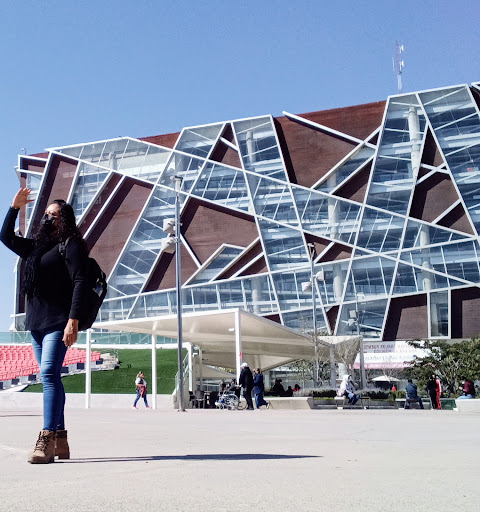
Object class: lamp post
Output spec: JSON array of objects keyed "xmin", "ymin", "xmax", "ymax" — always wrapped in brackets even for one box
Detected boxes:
[
  {"xmin": 308, "ymin": 244, "xmax": 319, "ymax": 387},
  {"xmin": 173, "ymin": 176, "xmax": 185, "ymax": 412},
  {"xmin": 349, "ymin": 294, "xmax": 366, "ymax": 389}
]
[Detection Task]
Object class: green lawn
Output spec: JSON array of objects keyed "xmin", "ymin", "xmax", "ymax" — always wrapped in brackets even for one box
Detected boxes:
[{"xmin": 24, "ymin": 348, "xmax": 185, "ymax": 394}]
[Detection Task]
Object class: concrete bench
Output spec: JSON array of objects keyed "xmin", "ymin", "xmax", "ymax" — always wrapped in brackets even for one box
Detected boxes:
[
  {"xmin": 334, "ymin": 396, "xmax": 370, "ymax": 409},
  {"xmin": 455, "ymin": 398, "xmax": 480, "ymax": 413},
  {"xmin": 266, "ymin": 397, "xmax": 313, "ymax": 409}
]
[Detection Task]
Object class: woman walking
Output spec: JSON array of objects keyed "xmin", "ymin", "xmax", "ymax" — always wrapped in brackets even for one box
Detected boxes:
[
  {"xmin": 133, "ymin": 371, "xmax": 150, "ymax": 409},
  {"xmin": 0, "ymin": 188, "xmax": 88, "ymax": 464},
  {"xmin": 253, "ymin": 368, "xmax": 270, "ymax": 409}
]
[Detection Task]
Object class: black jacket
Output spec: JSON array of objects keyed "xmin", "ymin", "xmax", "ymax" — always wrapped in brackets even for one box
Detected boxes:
[
  {"xmin": 0, "ymin": 207, "xmax": 88, "ymax": 331},
  {"xmin": 239, "ymin": 367, "xmax": 254, "ymax": 390}
]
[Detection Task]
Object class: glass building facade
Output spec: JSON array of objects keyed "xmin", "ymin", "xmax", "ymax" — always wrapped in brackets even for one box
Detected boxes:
[{"xmin": 11, "ymin": 82, "xmax": 480, "ymax": 348}]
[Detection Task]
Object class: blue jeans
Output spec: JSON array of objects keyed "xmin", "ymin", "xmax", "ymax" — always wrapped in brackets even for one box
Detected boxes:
[
  {"xmin": 255, "ymin": 391, "xmax": 269, "ymax": 408},
  {"xmin": 31, "ymin": 323, "xmax": 68, "ymax": 431},
  {"xmin": 348, "ymin": 392, "xmax": 360, "ymax": 405},
  {"xmin": 134, "ymin": 390, "xmax": 149, "ymax": 407},
  {"xmin": 457, "ymin": 395, "xmax": 474, "ymax": 399}
]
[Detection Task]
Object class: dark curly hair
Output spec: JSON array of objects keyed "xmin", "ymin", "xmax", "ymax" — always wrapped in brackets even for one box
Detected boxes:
[{"xmin": 22, "ymin": 200, "xmax": 86, "ymax": 298}]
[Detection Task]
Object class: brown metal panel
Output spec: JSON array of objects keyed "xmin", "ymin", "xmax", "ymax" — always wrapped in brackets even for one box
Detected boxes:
[
  {"xmin": 20, "ymin": 157, "xmax": 46, "ymax": 173},
  {"xmin": 319, "ymin": 244, "xmax": 352, "ymax": 263},
  {"xmin": 264, "ymin": 313, "xmax": 281, "ymax": 324},
  {"xmin": 182, "ymin": 198, "xmax": 258, "ymax": 264},
  {"xmin": 145, "ymin": 245, "xmax": 198, "ymax": 290},
  {"xmin": 437, "ymin": 203, "xmax": 474, "ymax": 235},
  {"xmin": 31, "ymin": 155, "xmax": 78, "ymax": 231},
  {"xmin": 140, "ymin": 132, "xmax": 179, "ymax": 149},
  {"xmin": 275, "ymin": 102, "xmax": 385, "ymax": 188},
  {"xmin": 421, "ymin": 129, "xmax": 445, "ymax": 167},
  {"xmin": 326, "ymin": 305, "xmax": 339, "ymax": 333},
  {"xmin": 383, "ymin": 295, "xmax": 428, "ymax": 341},
  {"xmin": 409, "ymin": 173, "xmax": 459, "ymax": 222},
  {"xmin": 451, "ymin": 287, "xmax": 480, "ymax": 339},
  {"xmin": 209, "ymin": 141, "xmax": 242, "ymax": 168},
  {"xmin": 86, "ymin": 178, "xmax": 152, "ymax": 276},
  {"xmin": 275, "ymin": 117, "xmax": 355, "ymax": 188},
  {"xmin": 238, "ymin": 256, "xmax": 268, "ymax": 276},
  {"xmin": 217, "ymin": 241, "xmax": 263, "ymax": 279},
  {"xmin": 334, "ymin": 162, "xmax": 371, "ymax": 203},
  {"xmin": 304, "ymin": 234, "xmax": 331, "ymax": 258},
  {"xmin": 221, "ymin": 124, "xmax": 235, "ymax": 143}
]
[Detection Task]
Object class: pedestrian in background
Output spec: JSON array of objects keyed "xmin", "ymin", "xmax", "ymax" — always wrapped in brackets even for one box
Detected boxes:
[
  {"xmin": 253, "ymin": 368, "xmax": 270, "ymax": 409},
  {"xmin": 133, "ymin": 371, "xmax": 150, "ymax": 409},
  {"xmin": 239, "ymin": 362, "xmax": 254, "ymax": 410}
]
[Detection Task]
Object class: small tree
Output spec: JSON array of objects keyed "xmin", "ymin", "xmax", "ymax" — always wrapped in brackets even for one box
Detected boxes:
[{"xmin": 406, "ymin": 337, "xmax": 480, "ymax": 395}]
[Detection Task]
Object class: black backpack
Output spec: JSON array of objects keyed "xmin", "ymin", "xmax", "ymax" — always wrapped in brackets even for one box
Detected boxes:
[{"xmin": 59, "ymin": 239, "xmax": 108, "ymax": 331}]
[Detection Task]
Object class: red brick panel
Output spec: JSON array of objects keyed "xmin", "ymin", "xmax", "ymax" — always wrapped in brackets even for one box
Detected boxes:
[
  {"xmin": 86, "ymin": 178, "xmax": 152, "ymax": 276},
  {"xmin": 451, "ymin": 287, "xmax": 480, "ymax": 339},
  {"xmin": 182, "ymin": 199, "xmax": 258, "ymax": 264},
  {"xmin": 409, "ymin": 173, "xmax": 459, "ymax": 223},
  {"xmin": 383, "ymin": 295, "xmax": 428, "ymax": 341},
  {"xmin": 140, "ymin": 132, "xmax": 179, "ymax": 149}
]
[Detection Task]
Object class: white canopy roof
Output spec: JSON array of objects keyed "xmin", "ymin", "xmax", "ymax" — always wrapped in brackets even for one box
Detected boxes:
[{"xmin": 97, "ymin": 308, "xmax": 361, "ymax": 371}]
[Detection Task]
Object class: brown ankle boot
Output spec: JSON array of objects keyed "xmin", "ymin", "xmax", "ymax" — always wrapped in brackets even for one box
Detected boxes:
[
  {"xmin": 27, "ymin": 430, "xmax": 55, "ymax": 464},
  {"xmin": 55, "ymin": 429, "xmax": 70, "ymax": 459}
]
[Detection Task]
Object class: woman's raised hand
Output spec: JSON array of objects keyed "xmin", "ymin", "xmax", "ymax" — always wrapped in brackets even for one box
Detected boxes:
[{"xmin": 11, "ymin": 188, "xmax": 34, "ymax": 209}]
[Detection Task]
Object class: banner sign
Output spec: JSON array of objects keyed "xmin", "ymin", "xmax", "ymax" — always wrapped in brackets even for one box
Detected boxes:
[{"xmin": 353, "ymin": 340, "xmax": 428, "ymax": 369}]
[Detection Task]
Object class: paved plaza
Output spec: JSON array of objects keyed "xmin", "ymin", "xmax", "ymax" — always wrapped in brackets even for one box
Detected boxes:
[{"xmin": 0, "ymin": 407, "xmax": 478, "ymax": 512}]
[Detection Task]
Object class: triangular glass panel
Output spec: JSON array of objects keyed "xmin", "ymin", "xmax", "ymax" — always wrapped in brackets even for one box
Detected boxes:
[
  {"xmin": 336, "ymin": 298, "xmax": 388, "ymax": 339},
  {"xmin": 70, "ymin": 162, "xmax": 110, "ymax": 221},
  {"xmin": 316, "ymin": 146, "xmax": 375, "ymax": 193},
  {"xmin": 107, "ymin": 186, "xmax": 179, "ymax": 297},
  {"xmin": 54, "ymin": 138, "xmax": 129, "ymax": 166},
  {"xmin": 158, "ymin": 151, "xmax": 205, "ymax": 194},
  {"xmin": 392, "ymin": 263, "xmax": 466, "ymax": 295},
  {"xmin": 188, "ymin": 245, "xmax": 245, "ymax": 285},
  {"xmin": 400, "ymin": 239, "xmax": 480, "ymax": 284},
  {"xmin": 402, "ymin": 219, "xmax": 471, "ymax": 250},
  {"xmin": 190, "ymin": 161, "xmax": 251, "ymax": 212},
  {"xmin": 233, "ymin": 116, "xmax": 288, "ymax": 181},
  {"xmin": 315, "ymin": 259, "xmax": 350, "ymax": 305},
  {"xmin": 257, "ymin": 218, "xmax": 309, "ymax": 271},
  {"xmin": 175, "ymin": 123, "xmax": 224, "ymax": 158},
  {"xmin": 357, "ymin": 207, "xmax": 406, "ymax": 253},
  {"xmin": 292, "ymin": 187, "xmax": 361, "ymax": 245},
  {"xmin": 247, "ymin": 174, "xmax": 299, "ymax": 226},
  {"xmin": 366, "ymin": 96, "xmax": 427, "ymax": 216},
  {"xmin": 343, "ymin": 255, "xmax": 396, "ymax": 301},
  {"xmin": 22, "ymin": 172, "xmax": 43, "ymax": 234}
]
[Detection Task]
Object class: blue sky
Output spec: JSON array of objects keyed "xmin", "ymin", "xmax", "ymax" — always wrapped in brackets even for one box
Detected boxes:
[{"xmin": 0, "ymin": 1, "xmax": 479, "ymax": 331}]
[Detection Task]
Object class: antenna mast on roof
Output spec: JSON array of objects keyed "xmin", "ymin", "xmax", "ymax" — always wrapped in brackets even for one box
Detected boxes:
[{"xmin": 393, "ymin": 41, "xmax": 405, "ymax": 94}]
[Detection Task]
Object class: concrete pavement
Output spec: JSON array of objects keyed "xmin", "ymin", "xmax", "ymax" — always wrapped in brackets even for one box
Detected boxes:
[{"xmin": 0, "ymin": 407, "xmax": 478, "ymax": 512}]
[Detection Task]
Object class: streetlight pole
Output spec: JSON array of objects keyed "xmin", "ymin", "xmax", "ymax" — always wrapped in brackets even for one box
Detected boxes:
[
  {"xmin": 174, "ymin": 176, "xmax": 185, "ymax": 412},
  {"xmin": 307, "ymin": 243, "xmax": 319, "ymax": 387},
  {"xmin": 355, "ymin": 294, "xmax": 366, "ymax": 390}
]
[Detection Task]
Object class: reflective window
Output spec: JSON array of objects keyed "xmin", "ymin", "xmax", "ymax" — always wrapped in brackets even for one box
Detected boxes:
[
  {"xmin": 233, "ymin": 117, "xmax": 287, "ymax": 181},
  {"xmin": 430, "ymin": 291, "xmax": 449, "ymax": 337},
  {"xmin": 293, "ymin": 188, "xmax": 361, "ymax": 245},
  {"xmin": 175, "ymin": 124, "xmax": 224, "ymax": 158},
  {"xmin": 191, "ymin": 162, "xmax": 251, "ymax": 212}
]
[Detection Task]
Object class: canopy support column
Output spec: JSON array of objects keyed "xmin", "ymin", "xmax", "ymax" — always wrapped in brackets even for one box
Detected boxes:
[
  {"xmin": 85, "ymin": 329, "xmax": 92, "ymax": 409},
  {"xmin": 235, "ymin": 310, "xmax": 242, "ymax": 383},
  {"xmin": 151, "ymin": 334, "xmax": 157, "ymax": 409}
]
